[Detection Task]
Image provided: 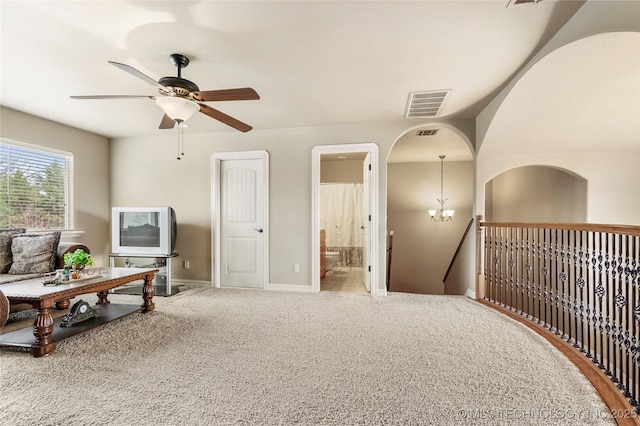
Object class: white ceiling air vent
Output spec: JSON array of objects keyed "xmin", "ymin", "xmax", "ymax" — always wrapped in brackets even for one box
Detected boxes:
[
  {"xmin": 416, "ymin": 129, "xmax": 439, "ymax": 136},
  {"xmin": 405, "ymin": 90, "xmax": 449, "ymax": 118}
]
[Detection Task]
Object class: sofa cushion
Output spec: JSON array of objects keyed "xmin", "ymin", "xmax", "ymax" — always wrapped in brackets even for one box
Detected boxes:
[
  {"xmin": 0, "ymin": 229, "xmax": 26, "ymax": 273},
  {"xmin": 8, "ymin": 232, "xmax": 61, "ymax": 275},
  {"xmin": 0, "ymin": 273, "xmax": 41, "ymax": 284}
]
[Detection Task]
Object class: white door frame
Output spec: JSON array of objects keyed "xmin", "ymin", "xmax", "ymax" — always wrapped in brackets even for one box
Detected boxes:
[
  {"xmin": 312, "ymin": 143, "xmax": 379, "ymax": 295},
  {"xmin": 362, "ymin": 152, "xmax": 371, "ymax": 292},
  {"xmin": 211, "ymin": 150, "xmax": 270, "ymax": 289}
]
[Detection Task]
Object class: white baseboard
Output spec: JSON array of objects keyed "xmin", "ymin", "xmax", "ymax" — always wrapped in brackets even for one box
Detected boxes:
[
  {"xmin": 267, "ymin": 283, "xmax": 314, "ymax": 293},
  {"xmin": 173, "ymin": 280, "xmax": 313, "ymax": 293},
  {"xmin": 174, "ymin": 280, "xmax": 384, "ymax": 295},
  {"xmin": 172, "ymin": 279, "xmax": 212, "ymax": 288},
  {"xmin": 464, "ymin": 288, "xmax": 476, "ymax": 299}
]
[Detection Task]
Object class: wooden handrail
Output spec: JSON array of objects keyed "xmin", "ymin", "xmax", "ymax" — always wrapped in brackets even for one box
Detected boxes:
[
  {"xmin": 479, "ymin": 221, "xmax": 640, "ymax": 236},
  {"xmin": 443, "ymin": 217, "xmax": 474, "ymax": 283}
]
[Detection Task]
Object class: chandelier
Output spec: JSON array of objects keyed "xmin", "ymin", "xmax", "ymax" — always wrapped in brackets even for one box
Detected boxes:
[{"xmin": 428, "ymin": 155, "xmax": 455, "ymax": 222}]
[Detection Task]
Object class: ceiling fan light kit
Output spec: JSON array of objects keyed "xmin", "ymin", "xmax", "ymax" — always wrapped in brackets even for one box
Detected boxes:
[{"xmin": 155, "ymin": 96, "xmax": 199, "ymax": 122}]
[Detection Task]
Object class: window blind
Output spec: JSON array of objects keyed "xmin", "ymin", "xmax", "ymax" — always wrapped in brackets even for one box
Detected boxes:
[{"xmin": 0, "ymin": 140, "xmax": 73, "ymax": 231}]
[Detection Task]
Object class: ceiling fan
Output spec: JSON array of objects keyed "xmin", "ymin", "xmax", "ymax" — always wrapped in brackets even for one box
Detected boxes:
[
  {"xmin": 506, "ymin": 0, "xmax": 542, "ymax": 6},
  {"xmin": 71, "ymin": 53, "xmax": 259, "ymax": 132}
]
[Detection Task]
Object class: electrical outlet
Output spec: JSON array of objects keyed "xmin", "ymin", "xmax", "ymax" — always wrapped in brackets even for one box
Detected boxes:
[
  {"xmin": 294, "ymin": 264, "xmax": 300, "ymax": 273},
  {"xmin": 183, "ymin": 260, "xmax": 190, "ymax": 269}
]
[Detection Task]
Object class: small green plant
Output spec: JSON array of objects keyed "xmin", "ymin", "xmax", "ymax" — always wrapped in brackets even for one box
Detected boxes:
[{"xmin": 63, "ymin": 249, "xmax": 94, "ymax": 268}]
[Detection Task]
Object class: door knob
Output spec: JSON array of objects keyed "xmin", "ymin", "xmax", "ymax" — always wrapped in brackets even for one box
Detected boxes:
[{"xmin": 254, "ymin": 228, "xmax": 263, "ymax": 233}]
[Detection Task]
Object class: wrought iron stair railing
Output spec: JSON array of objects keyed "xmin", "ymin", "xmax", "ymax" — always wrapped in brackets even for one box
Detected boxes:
[{"xmin": 478, "ymin": 220, "xmax": 640, "ymax": 414}]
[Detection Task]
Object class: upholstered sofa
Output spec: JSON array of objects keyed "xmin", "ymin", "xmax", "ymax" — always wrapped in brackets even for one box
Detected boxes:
[
  {"xmin": 0, "ymin": 239, "xmax": 91, "ymax": 284},
  {"xmin": 0, "ymin": 229, "xmax": 90, "ymax": 324},
  {"xmin": 0, "ymin": 289, "xmax": 8, "ymax": 327}
]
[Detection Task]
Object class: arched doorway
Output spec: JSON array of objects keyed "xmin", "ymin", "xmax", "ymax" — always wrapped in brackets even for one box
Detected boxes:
[{"xmin": 386, "ymin": 126, "xmax": 473, "ymax": 295}]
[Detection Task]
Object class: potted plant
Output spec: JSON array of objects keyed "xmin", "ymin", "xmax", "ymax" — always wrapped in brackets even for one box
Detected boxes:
[{"xmin": 63, "ymin": 249, "xmax": 94, "ymax": 271}]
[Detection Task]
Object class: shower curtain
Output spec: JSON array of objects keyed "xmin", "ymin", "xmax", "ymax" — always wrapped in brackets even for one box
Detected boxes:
[{"xmin": 320, "ymin": 183, "xmax": 364, "ymax": 267}]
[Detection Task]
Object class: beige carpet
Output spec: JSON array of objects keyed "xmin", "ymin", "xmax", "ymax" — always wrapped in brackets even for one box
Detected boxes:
[{"xmin": 0, "ymin": 288, "xmax": 615, "ymax": 425}]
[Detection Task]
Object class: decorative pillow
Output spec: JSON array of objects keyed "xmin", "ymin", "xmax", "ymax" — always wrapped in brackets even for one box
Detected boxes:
[
  {"xmin": 8, "ymin": 232, "xmax": 61, "ymax": 275},
  {"xmin": 0, "ymin": 228, "xmax": 26, "ymax": 273}
]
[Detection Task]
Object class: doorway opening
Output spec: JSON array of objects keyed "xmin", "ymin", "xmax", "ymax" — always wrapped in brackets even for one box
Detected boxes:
[
  {"xmin": 386, "ymin": 125, "xmax": 474, "ymax": 295},
  {"xmin": 320, "ymin": 167, "xmax": 366, "ymax": 293},
  {"xmin": 312, "ymin": 144, "xmax": 379, "ymax": 295}
]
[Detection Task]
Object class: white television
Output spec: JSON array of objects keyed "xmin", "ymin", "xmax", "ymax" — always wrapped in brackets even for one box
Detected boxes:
[{"xmin": 111, "ymin": 207, "xmax": 177, "ymax": 255}]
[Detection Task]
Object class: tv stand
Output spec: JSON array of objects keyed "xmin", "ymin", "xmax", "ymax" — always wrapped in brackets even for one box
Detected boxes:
[{"xmin": 108, "ymin": 252, "xmax": 179, "ymax": 296}]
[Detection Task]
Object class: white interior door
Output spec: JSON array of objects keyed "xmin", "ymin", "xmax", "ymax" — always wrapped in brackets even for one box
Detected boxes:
[
  {"xmin": 220, "ymin": 158, "xmax": 265, "ymax": 288},
  {"xmin": 362, "ymin": 153, "xmax": 371, "ymax": 292}
]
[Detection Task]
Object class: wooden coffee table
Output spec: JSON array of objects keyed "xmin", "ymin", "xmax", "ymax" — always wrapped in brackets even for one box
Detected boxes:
[{"xmin": 0, "ymin": 267, "xmax": 157, "ymax": 357}]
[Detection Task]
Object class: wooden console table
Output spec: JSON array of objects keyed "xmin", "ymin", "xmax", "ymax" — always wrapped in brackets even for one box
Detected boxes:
[{"xmin": 0, "ymin": 267, "xmax": 157, "ymax": 357}]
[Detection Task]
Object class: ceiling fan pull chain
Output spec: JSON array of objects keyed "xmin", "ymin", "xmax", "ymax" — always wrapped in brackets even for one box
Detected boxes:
[
  {"xmin": 180, "ymin": 122, "xmax": 185, "ymax": 158},
  {"xmin": 175, "ymin": 120, "xmax": 186, "ymax": 160},
  {"xmin": 176, "ymin": 122, "xmax": 182, "ymax": 160}
]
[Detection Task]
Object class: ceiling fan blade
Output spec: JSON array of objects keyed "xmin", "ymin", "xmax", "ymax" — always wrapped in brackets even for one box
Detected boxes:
[
  {"xmin": 108, "ymin": 61, "xmax": 172, "ymax": 94},
  {"xmin": 192, "ymin": 88, "xmax": 260, "ymax": 102},
  {"xmin": 159, "ymin": 114, "xmax": 176, "ymax": 129},
  {"xmin": 70, "ymin": 95, "xmax": 155, "ymax": 99},
  {"xmin": 199, "ymin": 104, "xmax": 253, "ymax": 132}
]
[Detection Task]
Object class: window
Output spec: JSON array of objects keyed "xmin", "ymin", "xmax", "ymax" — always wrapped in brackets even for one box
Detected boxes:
[{"xmin": 0, "ymin": 139, "xmax": 73, "ymax": 231}]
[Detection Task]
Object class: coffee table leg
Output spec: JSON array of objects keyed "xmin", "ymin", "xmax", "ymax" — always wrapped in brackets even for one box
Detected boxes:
[
  {"xmin": 142, "ymin": 273, "xmax": 155, "ymax": 313},
  {"xmin": 96, "ymin": 291, "xmax": 110, "ymax": 305},
  {"xmin": 56, "ymin": 298, "xmax": 70, "ymax": 310},
  {"xmin": 31, "ymin": 303, "xmax": 56, "ymax": 357}
]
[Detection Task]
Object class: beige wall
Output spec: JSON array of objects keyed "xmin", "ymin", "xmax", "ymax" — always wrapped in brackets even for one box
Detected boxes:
[
  {"xmin": 320, "ymin": 159, "xmax": 363, "ymax": 183},
  {"xmin": 0, "ymin": 106, "xmax": 111, "ymax": 266},
  {"xmin": 485, "ymin": 165, "xmax": 587, "ymax": 223},
  {"xmin": 110, "ymin": 122, "xmax": 409, "ymax": 288},
  {"xmin": 443, "ymin": 220, "xmax": 475, "ymax": 298},
  {"xmin": 478, "ymin": 152, "xmax": 639, "ymax": 226},
  {"xmin": 387, "ymin": 161, "xmax": 473, "ymax": 294}
]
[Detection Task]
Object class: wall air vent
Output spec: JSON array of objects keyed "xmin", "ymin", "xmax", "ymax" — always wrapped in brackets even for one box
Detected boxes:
[
  {"xmin": 416, "ymin": 129, "xmax": 439, "ymax": 136},
  {"xmin": 405, "ymin": 90, "xmax": 449, "ymax": 118}
]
